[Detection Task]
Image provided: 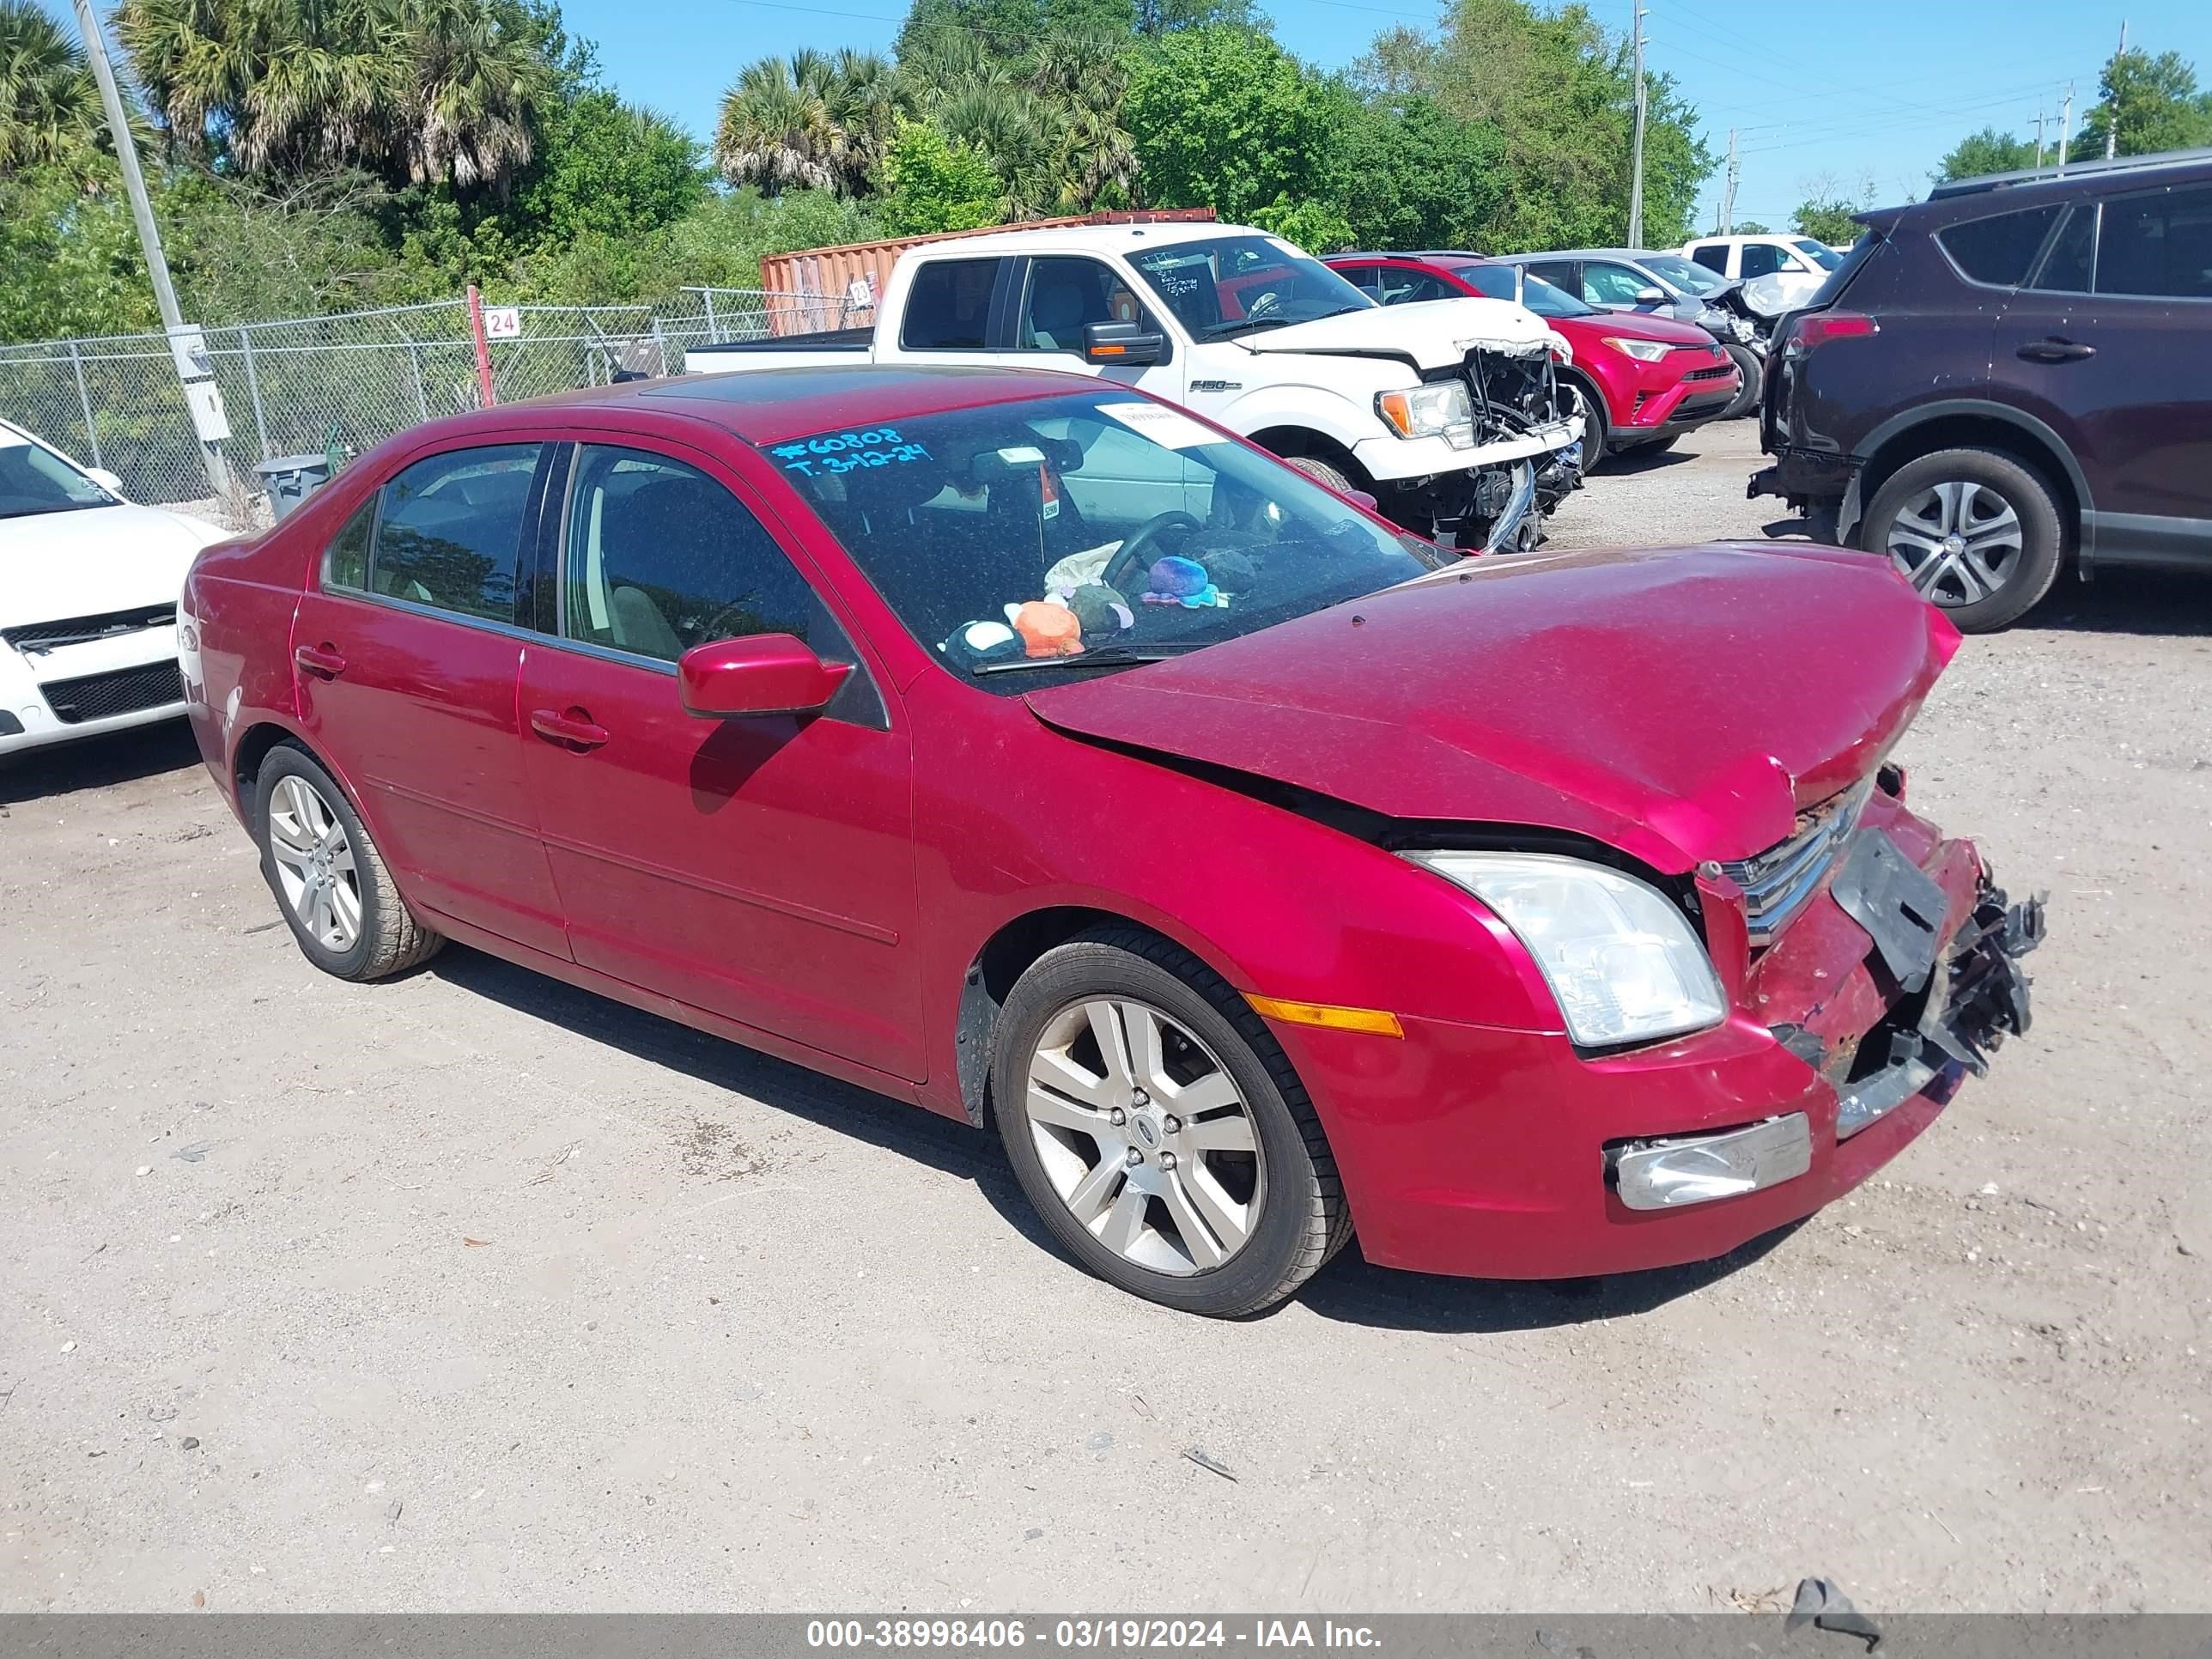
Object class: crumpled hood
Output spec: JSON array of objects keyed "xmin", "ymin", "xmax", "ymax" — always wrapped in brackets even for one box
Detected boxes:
[
  {"xmin": 1240, "ymin": 298, "xmax": 1553, "ymax": 370},
  {"xmin": 1026, "ymin": 543, "xmax": 1956, "ymax": 870},
  {"xmin": 1, "ymin": 501, "xmax": 228, "ymax": 629}
]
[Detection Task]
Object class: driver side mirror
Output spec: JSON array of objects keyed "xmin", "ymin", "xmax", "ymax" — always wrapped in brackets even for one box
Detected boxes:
[
  {"xmin": 1085, "ymin": 321, "xmax": 1165, "ymax": 366},
  {"xmin": 1634, "ymin": 286, "xmax": 1668, "ymax": 304},
  {"xmin": 87, "ymin": 466, "xmax": 125, "ymax": 495},
  {"xmin": 678, "ymin": 634, "xmax": 850, "ymax": 719}
]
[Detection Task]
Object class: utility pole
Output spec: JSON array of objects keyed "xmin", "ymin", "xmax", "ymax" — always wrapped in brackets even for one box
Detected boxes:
[
  {"xmin": 1626, "ymin": 0, "xmax": 1650, "ymax": 248},
  {"xmin": 2033, "ymin": 109, "xmax": 2046, "ymax": 170},
  {"xmin": 68, "ymin": 0, "xmax": 229, "ymax": 498},
  {"xmin": 2058, "ymin": 82, "xmax": 2074, "ymax": 175},
  {"xmin": 2105, "ymin": 20, "xmax": 2126, "ymax": 160},
  {"xmin": 1719, "ymin": 127, "xmax": 1739, "ymax": 234}
]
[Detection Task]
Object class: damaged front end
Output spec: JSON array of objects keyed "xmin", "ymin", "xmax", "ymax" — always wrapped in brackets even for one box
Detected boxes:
[{"xmin": 1380, "ymin": 342, "xmax": 1584, "ymax": 551}]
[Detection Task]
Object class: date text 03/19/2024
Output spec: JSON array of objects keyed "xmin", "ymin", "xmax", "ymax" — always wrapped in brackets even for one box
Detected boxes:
[{"xmin": 805, "ymin": 1622, "xmax": 1382, "ymax": 1650}]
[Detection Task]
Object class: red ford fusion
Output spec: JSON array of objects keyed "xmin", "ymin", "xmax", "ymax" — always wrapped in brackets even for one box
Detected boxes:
[
  {"xmin": 179, "ymin": 365, "xmax": 2039, "ymax": 1316},
  {"xmin": 1326, "ymin": 252, "xmax": 1741, "ymax": 461}
]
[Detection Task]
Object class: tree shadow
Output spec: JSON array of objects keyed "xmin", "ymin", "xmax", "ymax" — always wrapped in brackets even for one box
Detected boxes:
[
  {"xmin": 428, "ymin": 945, "xmax": 1796, "ymax": 1333},
  {"xmin": 0, "ymin": 719, "xmax": 203, "ymax": 805}
]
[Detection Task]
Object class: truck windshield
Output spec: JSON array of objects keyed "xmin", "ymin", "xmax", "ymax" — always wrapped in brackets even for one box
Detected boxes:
[
  {"xmin": 1127, "ymin": 235, "xmax": 1374, "ymax": 339},
  {"xmin": 769, "ymin": 390, "xmax": 1445, "ymax": 693}
]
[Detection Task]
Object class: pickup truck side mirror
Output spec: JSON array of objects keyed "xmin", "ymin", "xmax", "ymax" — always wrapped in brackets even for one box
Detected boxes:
[
  {"xmin": 678, "ymin": 634, "xmax": 851, "ymax": 719},
  {"xmin": 1085, "ymin": 321, "xmax": 1166, "ymax": 366}
]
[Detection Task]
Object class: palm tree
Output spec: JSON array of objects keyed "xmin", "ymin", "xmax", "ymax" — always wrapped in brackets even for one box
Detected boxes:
[
  {"xmin": 0, "ymin": 0, "xmax": 110, "ymax": 173},
  {"xmin": 113, "ymin": 0, "xmax": 546, "ymax": 191},
  {"xmin": 714, "ymin": 48, "xmax": 912, "ymax": 196}
]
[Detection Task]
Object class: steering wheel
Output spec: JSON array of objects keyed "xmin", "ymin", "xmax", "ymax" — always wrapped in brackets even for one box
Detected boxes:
[{"xmin": 1103, "ymin": 510, "xmax": 1205, "ymax": 594}]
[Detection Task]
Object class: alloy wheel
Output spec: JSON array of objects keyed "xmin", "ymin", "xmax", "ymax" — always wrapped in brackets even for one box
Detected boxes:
[
  {"xmin": 266, "ymin": 774, "xmax": 362, "ymax": 952},
  {"xmin": 1022, "ymin": 998, "xmax": 1265, "ymax": 1275},
  {"xmin": 1884, "ymin": 479, "xmax": 2024, "ymax": 607}
]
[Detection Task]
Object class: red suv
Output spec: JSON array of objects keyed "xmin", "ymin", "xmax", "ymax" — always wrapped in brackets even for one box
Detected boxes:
[
  {"xmin": 1328, "ymin": 253, "xmax": 1740, "ymax": 463},
  {"xmin": 180, "ymin": 366, "xmax": 2039, "ymax": 1316}
]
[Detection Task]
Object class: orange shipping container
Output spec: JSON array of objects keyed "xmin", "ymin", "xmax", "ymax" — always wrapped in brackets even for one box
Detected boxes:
[{"xmin": 756, "ymin": 209, "xmax": 1218, "ymax": 337}]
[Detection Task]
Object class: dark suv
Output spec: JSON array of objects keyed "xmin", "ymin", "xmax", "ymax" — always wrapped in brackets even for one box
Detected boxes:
[{"xmin": 1751, "ymin": 148, "xmax": 2212, "ymax": 630}]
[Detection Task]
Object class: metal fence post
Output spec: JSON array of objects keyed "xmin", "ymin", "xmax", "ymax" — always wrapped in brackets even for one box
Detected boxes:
[
  {"xmin": 408, "ymin": 344, "xmax": 430, "ymax": 422},
  {"xmin": 237, "ymin": 325, "xmax": 273, "ymax": 461},
  {"xmin": 66, "ymin": 340, "xmax": 102, "ymax": 468},
  {"xmin": 702, "ymin": 289, "xmax": 719, "ymax": 344}
]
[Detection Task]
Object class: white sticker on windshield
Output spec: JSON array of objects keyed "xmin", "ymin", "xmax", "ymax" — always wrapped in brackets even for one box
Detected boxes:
[{"xmin": 1098, "ymin": 402, "xmax": 1225, "ymax": 451}]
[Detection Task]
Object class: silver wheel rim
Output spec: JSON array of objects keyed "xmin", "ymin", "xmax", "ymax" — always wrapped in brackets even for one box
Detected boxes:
[
  {"xmin": 1024, "ymin": 999, "xmax": 1264, "ymax": 1277},
  {"xmin": 1884, "ymin": 479, "xmax": 2024, "ymax": 607},
  {"xmin": 266, "ymin": 775, "xmax": 362, "ymax": 952}
]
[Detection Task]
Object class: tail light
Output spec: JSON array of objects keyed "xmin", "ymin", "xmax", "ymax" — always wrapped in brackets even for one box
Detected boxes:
[{"xmin": 1784, "ymin": 311, "xmax": 1879, "ymax": 355}]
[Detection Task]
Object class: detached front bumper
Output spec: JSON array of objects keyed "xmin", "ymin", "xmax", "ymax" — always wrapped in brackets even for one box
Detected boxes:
[{"xmin": 1265, "ymin": 805, "xmax": 2042, "ymax": 1280}]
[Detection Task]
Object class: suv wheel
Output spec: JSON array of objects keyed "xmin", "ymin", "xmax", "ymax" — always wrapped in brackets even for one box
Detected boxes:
[{"xmin": 1861, "ymin": 447, "xmax": 2064, "ymax": 633}]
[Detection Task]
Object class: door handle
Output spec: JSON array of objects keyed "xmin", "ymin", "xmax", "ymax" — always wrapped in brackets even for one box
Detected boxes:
[
  {"xmin": 529, "ymin": 708, "xmax": 610, "ymax": 750},
  {"xmin": 294, "ymin": 643, "xmax": 346, "ymax": 679},
  {"xmin": 2017, "ymin": 337, "xmax": 2096, "ymax": 363}
]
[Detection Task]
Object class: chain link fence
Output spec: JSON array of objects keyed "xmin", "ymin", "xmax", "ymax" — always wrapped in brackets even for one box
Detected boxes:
[{"xmin": 0, "ymin": 286, "xmax": 869, "ymax": 524}]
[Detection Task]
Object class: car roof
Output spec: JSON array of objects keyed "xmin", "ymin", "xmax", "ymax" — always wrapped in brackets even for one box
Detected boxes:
[
  {"xmin": 1926, "ymin": 143, "xmax": 2212, "ymax": 200},
  {"xmin": 392, "ymin": 362, "xmax": 1119, "ymax": 451},
  {"xmin": 1492, "ymin": 249, "xmax": 1657, "ymax": 263},
  {"xmin": 898, "ymin": 221, "xmax": 1262, "ymax": 258}
]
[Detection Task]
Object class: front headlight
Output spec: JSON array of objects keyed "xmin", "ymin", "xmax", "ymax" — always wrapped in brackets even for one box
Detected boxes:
[
  {"xmin": 1376, "ymin": 380, "xmax": 1472, "ymax": 441},
  {"xmin": 1402, "ymin": 851, "xmax": 1727, "ymax": 1047},
  {"xmin": 1602, "ymin": 336, "xmax": 1673, "ymax": 363}
]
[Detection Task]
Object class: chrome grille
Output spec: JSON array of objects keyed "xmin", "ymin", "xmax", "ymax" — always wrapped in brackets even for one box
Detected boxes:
[{"xmin": 1721, "ymin": 778, "xmax": 1875, "ymax": 946}]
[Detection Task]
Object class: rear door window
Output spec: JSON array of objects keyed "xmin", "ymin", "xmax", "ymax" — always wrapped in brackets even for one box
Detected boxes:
[
  {"xmin": 1526, "ymin": 259, "xmax": 1578, "ymax": 294},
  {"xmin": 2095, "ymin": 185, "xmax": 2212, "ymax": 300},
  {"xmin": 900, "ymin": 258, "xmax": 1008, "ymax": 349},
  {"xmin": 370, "ymin": 444, "xmax": 542, "ymax": 623},
  {"xmin": 2030, "ymin": 206, "xmax": 2096, "ymax": 293},
  {"xmin": 1689, "ymin": 245, "xmax": 1729, "ymax": 274},
  {"xmin": 1939, "ymin": 204, "xmax": 2062, "ymax": 286}
]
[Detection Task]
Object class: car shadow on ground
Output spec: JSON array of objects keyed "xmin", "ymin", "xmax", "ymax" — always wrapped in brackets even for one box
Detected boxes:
[
  {"xmin": 2028, "ymin": 570, "xmax": 2212, "ymax": 637},
  {"xmin": 431, "ymin": 945, "xmax": 1784, "ymax": 1334},
  {"xmin": 1593, "ymin": 443, "xmax": 1698, "ymax": 477},
  {"xmin": 0, "ymin": 719, "xmax": 203, "ymax": 805}
]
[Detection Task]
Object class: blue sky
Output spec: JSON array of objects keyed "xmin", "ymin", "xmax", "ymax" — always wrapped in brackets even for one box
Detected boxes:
[{"xmin": 52, "ymin": 0, "xmax": 2207, "ymax": 238}]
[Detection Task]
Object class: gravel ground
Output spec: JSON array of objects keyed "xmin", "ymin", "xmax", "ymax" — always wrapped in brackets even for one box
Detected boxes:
[{"xmin": 3, "ymin": 418, "xmax": 2208, "ymax": 1613}]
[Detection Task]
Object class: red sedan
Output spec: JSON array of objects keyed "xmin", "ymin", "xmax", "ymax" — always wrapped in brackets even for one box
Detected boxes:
[
  {"xmin": 179, "ymin": 365, "xmax": 2039, "ymax": 1316},
  {"xmin": 1328, "ymin": 252, "xmax": 1741, "ymax": 462}
]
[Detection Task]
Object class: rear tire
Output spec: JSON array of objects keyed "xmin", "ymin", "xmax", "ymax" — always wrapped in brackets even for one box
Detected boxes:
[
  {"xmin": 1721, "ymin": 342, "xmax": 1764, "ymax": 418},
  {"xmin": 991, "ymin": 927, "xmax": 1346, "ymax": 1317},
  {"xmin": 1860, "ymin": 447, "xmax": 2064, "ymax": 633},
  {"xmin": 253, "ymin": 744, "xmax": 443, "ymax": 981}
]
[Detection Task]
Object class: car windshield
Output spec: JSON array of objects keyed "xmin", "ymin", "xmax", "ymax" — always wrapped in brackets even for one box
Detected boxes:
[
  {"xmin": 773, "ymin": 391, "xmax": 1446, "ymax": 693},
  {"xmin": 1790, "ymin": 238, "xmax": 1844, "ymax": 270},
  {"xmin": 0, "ymin": 432, "xmax": 116, "ymax": 520},
  {"xmin": 1638, "ymin": 253, "xmax": 1726, "ymax": 296},
  {"xmin": 1460, "ymin": 263, "xmax": 1596, "ymax": 319},
  {"xmin": 1127, "ymin": 235, "xmax": 1374, "ymax": 339}
]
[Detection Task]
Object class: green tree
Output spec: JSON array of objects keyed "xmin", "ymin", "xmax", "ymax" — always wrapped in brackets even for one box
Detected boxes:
[
  {"xmin": 1935, "ymin": 125, "xmax": 2035, "ymax": 183},
  {"xmin": 1794, "ymin": 197, "xmax": 1863, "ymax": 245},
  {"xmin": 1338, "ymin": 91, "xmax": 1504, "ymax": 251},
  {"xmin": 875, "ymin": 115, "xmax": 1001, "ymax": 234},
  {"xmin": 0, "ymin": 0, "xmax": 112, "ymax": 175},
  {"xmin": 1133, "ymin": 0, "xmax": 1261, "ymax": 34},
  {"xmin": 714, "ymin": 48, "xmax": 907, "ymax": 195},
  {"xmin": 2071, "ymin": 46, "xmax": 2212, "ymax": 160},
  {"xmin": 112, "ymin": 0, "xmax": 562, "ymax": 193},
  {"xmin": 511, "ymin": 89, "xmax": 703, "ymax": 243},
  {"xmin": 1732, "ymin": 218, "xmax": 1769, "ymax": 234},
  {"xmin": 1123, "ymin": 26, "xmax": 1341, "ymax": 222}
]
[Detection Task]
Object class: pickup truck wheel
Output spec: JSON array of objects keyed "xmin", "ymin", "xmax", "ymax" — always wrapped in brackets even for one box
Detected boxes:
[
  {"xmin": 1284, "ymin": 455, "xmax": 1356, "ymax": 497},
  {"xmin": 1862, "ymin": 447, "xmax": 2064, "ymax": 633},
  {"xmin": 992, "ymin": 927, "xmax": 1346, "ymax": 1317}
]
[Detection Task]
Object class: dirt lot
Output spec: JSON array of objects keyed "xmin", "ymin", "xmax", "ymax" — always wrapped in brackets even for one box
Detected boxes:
[{"xmin": 3, "ymin": 421, "xmax": 2208, "ymax": 1613}]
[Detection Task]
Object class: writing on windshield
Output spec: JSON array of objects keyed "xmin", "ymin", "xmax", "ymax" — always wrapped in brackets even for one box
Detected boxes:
[{"xmin": 1128, "ymin": 236, "xmax": 1374, "ymax": 339}]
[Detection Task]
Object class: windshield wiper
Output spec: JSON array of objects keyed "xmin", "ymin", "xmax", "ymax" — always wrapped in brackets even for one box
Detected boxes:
[
  {"xmin": 1198, "ymin": 316, "xmax": 1296, "ymax": 339},
  {"xmin": 971, "ymin": 645, "xmax": 1194, "ymax": 677}
]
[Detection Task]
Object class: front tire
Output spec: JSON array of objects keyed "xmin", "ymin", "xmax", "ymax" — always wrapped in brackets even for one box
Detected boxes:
[
  {"xmin": 1721, "ymin": 342, "xmax": 1764, "ymax": 418},
  {"xmin": 1283, "ymin": 454, "xmax": 1356, "ymax": 497},
  {"xmin": 1860, "ymin": 447, "xmax": 2064, "ymax": 633},
  {"xmin": 991, "ymin": 927, "xmax": 1347, "ymax": 1317},
  {"xmin": 254, "ymin": 744, "xmax": 442, "ymax": 981},
  {"xmin": 1563, "ymin": 379, "xmax": 1609, "ymax": 466}
]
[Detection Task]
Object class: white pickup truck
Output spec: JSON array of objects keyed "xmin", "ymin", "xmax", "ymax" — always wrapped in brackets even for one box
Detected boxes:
[{"xmin": 687, "ymin": 222, "xmax": 1584, "ymax": 549}]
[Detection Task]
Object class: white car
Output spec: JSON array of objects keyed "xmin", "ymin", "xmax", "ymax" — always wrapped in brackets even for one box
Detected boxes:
[
  {"xmin": 1, "ymin": 417, "xmax": 232, "ymax": 759},
  {"xmin": 1678, "ymin": 234, "xmax": 1843, "ymax": 315}
]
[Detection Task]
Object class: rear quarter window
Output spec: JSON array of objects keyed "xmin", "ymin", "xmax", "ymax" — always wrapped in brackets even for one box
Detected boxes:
[{"xmin": 1937, "ymin": 204, "xmax": 2063, "ymax": 286}]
